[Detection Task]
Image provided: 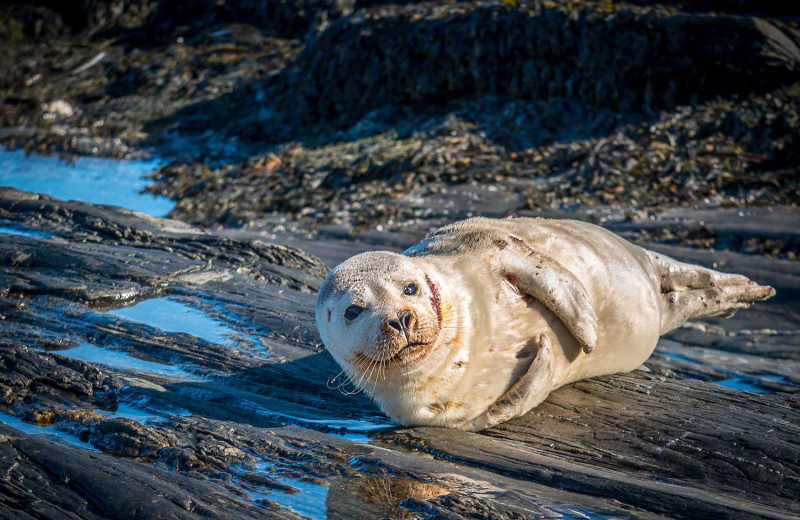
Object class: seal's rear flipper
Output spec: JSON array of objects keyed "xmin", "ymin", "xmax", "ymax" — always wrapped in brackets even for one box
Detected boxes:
[{"xmin": 645, "ymin": 250, "xmax": 776, "ymax": 334}]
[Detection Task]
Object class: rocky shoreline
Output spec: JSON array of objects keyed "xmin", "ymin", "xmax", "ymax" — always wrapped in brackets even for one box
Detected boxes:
[
  {"xmin": 1, "ymin": 187, "xmax": 798, "ymax": 518},
  {"xmin": 1, "ymin": 1, "xmax": 800, "ymax": 518}
]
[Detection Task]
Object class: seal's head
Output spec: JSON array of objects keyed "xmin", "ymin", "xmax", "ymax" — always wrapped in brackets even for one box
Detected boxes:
[{"xmin": 316, "ymin": 251, "xmax": 447, "ymax": 387}]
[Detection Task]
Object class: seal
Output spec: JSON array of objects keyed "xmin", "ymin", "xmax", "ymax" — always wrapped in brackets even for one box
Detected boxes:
[{"xmin": 315, "ymin": 217, "xmax": 775, "ymax": 431}]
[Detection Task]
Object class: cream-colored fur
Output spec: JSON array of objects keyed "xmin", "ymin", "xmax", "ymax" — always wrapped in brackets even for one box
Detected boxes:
[{"xmin": 315, "ymin": 217, "xmax": 775, "ymax": 431}]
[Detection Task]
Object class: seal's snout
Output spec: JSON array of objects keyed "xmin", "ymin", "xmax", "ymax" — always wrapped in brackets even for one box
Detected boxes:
[{"xmin": 385, "ymin": 310, "xmax": 416, "ymax": 338}]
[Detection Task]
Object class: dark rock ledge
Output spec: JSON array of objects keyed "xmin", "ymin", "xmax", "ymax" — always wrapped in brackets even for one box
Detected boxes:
[{"xmin": 0, "ymin": 187, "xmax": 798, "ymax": 519}]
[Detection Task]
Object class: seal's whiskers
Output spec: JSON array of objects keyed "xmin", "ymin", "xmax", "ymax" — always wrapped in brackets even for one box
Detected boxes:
[{"xmin": 327, "ymin": 369, "xmax": 363, "ymax": 396}]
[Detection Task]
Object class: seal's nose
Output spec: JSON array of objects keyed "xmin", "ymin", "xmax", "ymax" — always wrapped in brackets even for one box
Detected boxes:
[{"xmin": 386, "ymin": 310, "xmax": 416, "ymax": 335}]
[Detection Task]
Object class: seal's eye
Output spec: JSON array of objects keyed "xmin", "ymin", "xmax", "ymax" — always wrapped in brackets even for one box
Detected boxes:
[
  {"xmin": 403, "ymin": 282, "xmax": 418, "ymax": 296},
  {"xmin": 344, "ymin": 305, "xmax": 364, "ymax": 321}
]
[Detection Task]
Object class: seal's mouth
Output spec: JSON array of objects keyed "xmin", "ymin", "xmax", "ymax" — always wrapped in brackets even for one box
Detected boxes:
[
  {"xmin": 351, "ymin": 338, "xmax": 436, "ymax": 369},
  {"xmin": 390, "ymin": 340, "xmax": 435, "ymax": 364}
]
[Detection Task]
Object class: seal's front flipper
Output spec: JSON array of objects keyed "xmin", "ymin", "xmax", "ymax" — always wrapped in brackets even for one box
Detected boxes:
[
  {"xmin": 499, "ymin": 248, "xmax": 598, "ymax": 354},
  {"xmin": 645, "ymin": 250, "xmax": 776, "ymax": 334},
  {"xmin": 461, "ymin": 333, "xmax": 555, "ymax": 431}
]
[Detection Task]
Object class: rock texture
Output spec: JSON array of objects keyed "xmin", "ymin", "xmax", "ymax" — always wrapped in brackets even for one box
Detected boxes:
[
  {"xmin": 2, "ymin": 0, "xmax": 800, "ymax": 518},
  {"xmin": 1, "ymin": 188, "xmax": 798, "ymax": 518}
]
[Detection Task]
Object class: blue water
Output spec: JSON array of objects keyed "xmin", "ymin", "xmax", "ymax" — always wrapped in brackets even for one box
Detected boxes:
[
  {"xmin": 555, "ymin": 507, "xmax": 628, "ymax": 520},
  {"xmin": 713, "ymin": 377, "xmax": 772, "ymax": 394},
  {"xmin": 0, "ymin": 220, "xmax": 51, "ymax": 238},
  {"xmin": 109, "ymin": 297, "xmax": 236, "ymax": 345},
  {"xmin": 250, "ymin": 462, "xmax": 329, "ymax": 520},
  {"xmin": 0, "ymin": 149, "xmax": 173, "ymax": 217},
  {"xmin": 0, "ymin": 411, "xmax": 101, "ymax": 452},
  {"xmin": 107, "ymin": 296, "xmax": 268, "ymax": 358},
  {"xmin": 47, "ymin": 343, "xmax": 201, "ymax": 380}
]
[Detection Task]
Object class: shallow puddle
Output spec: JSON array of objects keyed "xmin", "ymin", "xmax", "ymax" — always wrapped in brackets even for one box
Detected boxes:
[
  {"xmin": 254, "ymin": 474, "xmax": 329, "ymax": 520},
  {"xmin": 244, "ymin": 464, "xmax": 453, "ymax": 520},
  {"xmin": 296, "ymin": 421, "xmax": 392, "ymax": 445},
  {"xmin": 176, "ymin": 385, "xmax": 392, "ymax": 442},
  {"xmin": 345, "ymin": 475, "xmax": 451, "ymax": 519},
  {"xmin": 241, "ymin": 461, "xmax": 329, "ymax": 519},
  {"xmin": 0, "ymin": 220, "xmax": 52, "ymax": 239},
  {"xmin": 109, "ymin": 297, "xmax": 236, "ymax": 345},
  {"xmin": 44, "ymin": 343, "xmax": 202, "ymax": 380},
  {"xmin": 95, "ymin": 403, "xmax": 177, "ymax": 424},
  {"xmin": 712, "ymin": 376, "xmax": 774, "ymax": 394},
  {"xmin": 243, "ymin": 399, "xmax": 392, "ymax": 443},
  {"xmin": 553, "ymin": 506, "xmax": 629, "ymax": 520},
  {"xmin": 0, "ymin": 148, "xmax": 173, "ymax": 217},
  {"xmin": 656, "ymin": 339, "xmax": 790, "ymax": 394},
  {"xmin": 0, "ymin": 411, "xmax": 100, "ymax": 452},
  {"xmin": 107, "ymin": 296, "xmax": 267, "ymax": 357}
]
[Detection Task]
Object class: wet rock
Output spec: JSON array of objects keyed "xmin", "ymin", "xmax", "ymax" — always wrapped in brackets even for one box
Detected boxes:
[
  {"xmin": 400, "ymin": 493, "xmax": 527, "ymax": 520},
  {"xmin": 58, "ymin": 412, "xmax": 179, "ymax": 458},
  {"xmin": 0, "ymin": 345, "xmax": 122, "ymax": 410},
  {"xmin": 158, "ymin": 446, "xmax": 204, "ymax": 471},
  {"xmin": 239, "ymin": 471, "xmax": 297, "ymax": 493},
  {"xmin": 0, "ymin": 187, "xmax": 328, "ymax": 294},
  {"xmin": 384, "ymin": 369, "xmax": 800, "ymax": 518},
  {"xmin": 2, "ymin": 0, "xmax": 800, "ymax": 515},
  {"xmin": 0, "ymin": 188, "xmax": 798, "ymax": 518},
  {"xmin": 0, "ymin": 421, "xmax": 295, "ymax": 519}
]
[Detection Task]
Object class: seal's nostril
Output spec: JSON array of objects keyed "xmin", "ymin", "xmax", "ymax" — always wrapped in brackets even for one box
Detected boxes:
[
  {"xmin": 387, "ymin": 318, "xmax": 403, "ymax": 333},
  {"xmin": 387, "ymin": 311, "xmax": 414, "ymax": 334},
  {"xmin": 400, "ymin": 310, "xmax": 413, "ymax": 330}
]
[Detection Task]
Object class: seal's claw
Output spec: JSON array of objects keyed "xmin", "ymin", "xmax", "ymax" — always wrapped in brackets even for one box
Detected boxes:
[{"xmin": 759, "ymin": 285, "xmax": 777, "ymax": 299}]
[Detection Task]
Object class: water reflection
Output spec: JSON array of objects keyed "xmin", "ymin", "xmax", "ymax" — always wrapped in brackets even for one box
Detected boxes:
[
  {"xmin": 268, "ymin": 477, "xmax": 329, "ymax": 520},
  {"xmin": 95, "ymin": 403, "xmax": 177, "ymax": 424},
  {"xmin": 712, "ymin": 376, "xmax": 773, "ymax": 394},
  {"xmin": 0, "ymin": 148, "xmax": 173, "ymax": 217},
  {"xmin": 243, "ymin": 463, "xmax": 452, "ymax": 520},
  {"xmin": 246, "ymin": 463, "xmax": 329, "ymax": 520},
  {"xmin": 350, "ymin": 476, "xmax": 450, "ymax": 519},
  {"xmin": 41, "ymin": 342, "xmax": 202, "ymax": 380},
  {"xmin": 0, "ymin": 411, "xmax": 101, "ymax": 452},
  {"xmin": 109, "ymin": 297, "xmax": 237, "ymax": 345},
  {"xmin": 0, "ymin": 220, "xmax": 52, "ymax": 238},
  {"xmin": 107, "ymin": 296, "xmax": 267, "ymax": 357}
]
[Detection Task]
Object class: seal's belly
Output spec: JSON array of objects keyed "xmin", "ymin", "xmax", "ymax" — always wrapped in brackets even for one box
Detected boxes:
[{"xmin": 421, "ymin": 273, "xmax": 555, "ymax": 426}]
